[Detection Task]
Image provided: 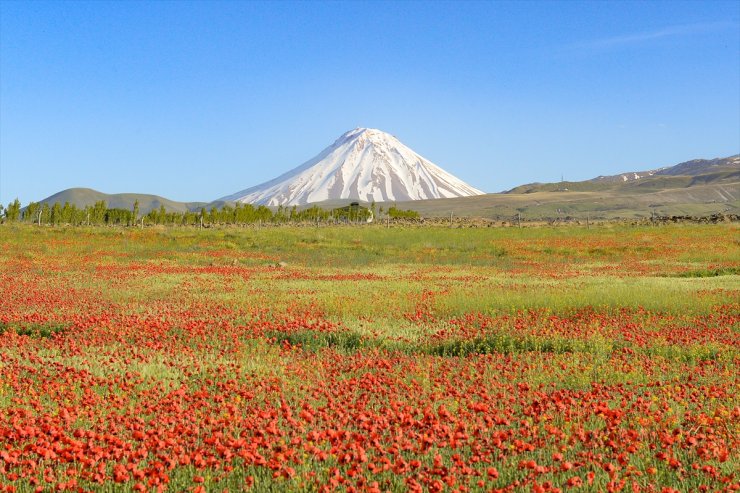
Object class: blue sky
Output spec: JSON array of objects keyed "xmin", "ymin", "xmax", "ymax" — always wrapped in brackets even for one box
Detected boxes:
[{"xmin": 1, "ymin": 0, "xmax": 738, "ymax": 204}]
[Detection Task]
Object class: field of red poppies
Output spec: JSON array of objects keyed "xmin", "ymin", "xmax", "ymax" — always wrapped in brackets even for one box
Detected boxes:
[{"xmin": 0, "ymin": 223, "xmax": 738, "ymax": 492}]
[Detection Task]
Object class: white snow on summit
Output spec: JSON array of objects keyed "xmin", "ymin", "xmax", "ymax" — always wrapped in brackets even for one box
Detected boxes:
[{"xmin": 221, "ymin": 128, "xmax": 484, "ymax": 206}]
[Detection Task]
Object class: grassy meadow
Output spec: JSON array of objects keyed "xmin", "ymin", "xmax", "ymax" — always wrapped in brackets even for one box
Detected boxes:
[{"xmin": 0, "ymin": 222, "xmax": 738, "ymax": 492}]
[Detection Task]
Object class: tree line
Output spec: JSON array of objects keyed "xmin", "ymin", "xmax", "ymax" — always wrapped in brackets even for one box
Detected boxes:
[{"xmin": 0, "ymin": 198, "xmax": 393, "ymax": 226}]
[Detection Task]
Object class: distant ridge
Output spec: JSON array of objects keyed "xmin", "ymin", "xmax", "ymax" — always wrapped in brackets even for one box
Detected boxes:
[
  {"xmin": 649, "ymin": 154, "xmax": 739, "ymax": 177},
  {"xmin": 36, "ymin": 188, "xmax": 213, "ymax": 215},
  {"xmin": 505, "ymin": 155, "xmax": 739, "ymax": 194}
]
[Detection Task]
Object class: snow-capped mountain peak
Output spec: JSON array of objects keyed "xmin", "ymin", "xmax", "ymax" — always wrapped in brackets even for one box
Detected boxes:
[{"xmin": 221, "ymin": 128, "xmax": 484, "ymax": 206}]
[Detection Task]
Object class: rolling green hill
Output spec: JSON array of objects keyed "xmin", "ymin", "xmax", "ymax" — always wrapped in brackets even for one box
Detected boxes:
[{"xmin": 37, "ymin": 188, "xmax": 219, "ymax": 215}]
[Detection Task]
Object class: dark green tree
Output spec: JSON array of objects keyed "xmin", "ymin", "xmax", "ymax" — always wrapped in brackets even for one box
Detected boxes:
[
  {"xmin": 50, "ymin": 202, "xmax": 62, "ymax": 225},
  {"xmin": 88, "ymin": 200, "xmax": 107, "ymax": 225},
  {"xmin": 40, "ymin": 203, "xmax": 51, "ymax": 225},
  {"xmin": 23, "ymin": 202, "xmax": 39, "ymax": 223},
  {"xmin": 4, "ymin": 199, "xmax": 21, "ymax": 221},
  {"xmin": 387, "ymin": 206, "xmax": 419, "ymax": 219},
  {"xmin": 61, "ymin": 202, "xmax": 74, "ymax": 224}
]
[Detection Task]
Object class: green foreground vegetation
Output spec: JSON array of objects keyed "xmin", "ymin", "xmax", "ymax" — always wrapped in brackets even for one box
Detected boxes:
[
  {"xmin": 0, "ymin": 222, "xmax": 737, "ymax": 492},
  {"xmin": 0, "ymin": 198, "xmax": 424, "ymax": 227}
]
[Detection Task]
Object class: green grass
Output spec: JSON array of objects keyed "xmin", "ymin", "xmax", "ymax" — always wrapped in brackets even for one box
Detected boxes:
[
  {"xmin": 668, "ymin": 266, "xmax": 740, "ymax": 278},
  {"xmin": 0, "ymin": 321, "xmax": 68, "ymax": 338},
  {"xmin": 2, "ymin": 223, "xmax": 738, "ymax": 320},
  {"xmin": 261, "ymin": 326, "xmax": 737, "ymax": 363}
]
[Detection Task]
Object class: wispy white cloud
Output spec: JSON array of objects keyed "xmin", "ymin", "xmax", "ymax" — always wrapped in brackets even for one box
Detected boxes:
[{"xmin": 564, "ymin": 21, "xmax": 738, "ymax": 53}]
